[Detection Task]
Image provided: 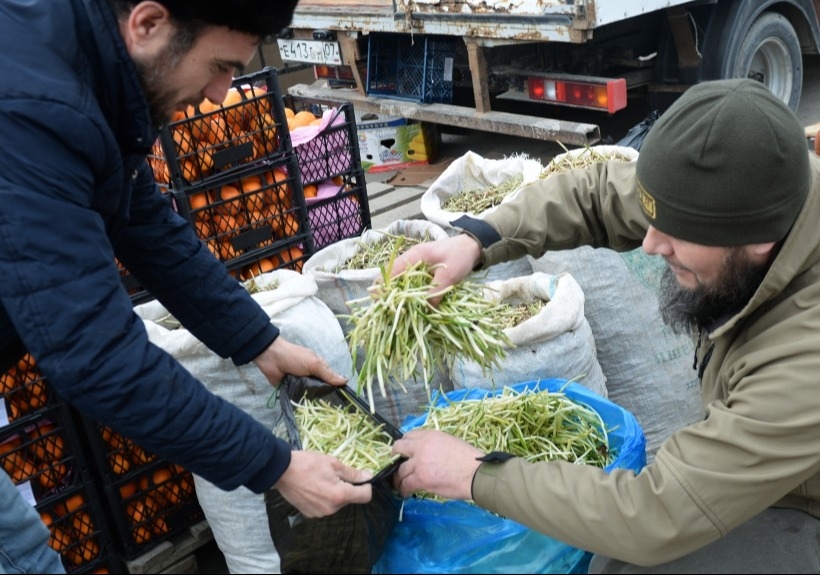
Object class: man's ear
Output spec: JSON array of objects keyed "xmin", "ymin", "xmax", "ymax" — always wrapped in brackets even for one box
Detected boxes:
[
  {"xmin": 747, "ymin": 241, "xmax": 778, "ymax": 263},
  {"xmin": 119, "ymin": 1, "xmax": 174, "ymax": 57}
]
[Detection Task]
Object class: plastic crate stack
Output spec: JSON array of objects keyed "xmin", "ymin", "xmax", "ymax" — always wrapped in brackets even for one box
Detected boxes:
[
  {"xmin": 71, "ymin": 414, "xmax": 203, "ymax": 562},
  {"xmin": 287, "ymin": 99, "xmax": 372, "ymax": 250},
  {"xmin": 0, "ymin": 354, "xmax": 123, "ymax": 574},
  {"xmin": 124, "ymin": 66, "xmax": 313, "ymax": 302},
  {"xmin": 366, "ymin": 33, "xmax": 456, "ymax": 103}
]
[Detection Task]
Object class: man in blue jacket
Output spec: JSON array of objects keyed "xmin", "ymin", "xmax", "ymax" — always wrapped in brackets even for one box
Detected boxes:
[{"xmin": 0, "ymin": 1, "xmax": 374, "ymax": 572}]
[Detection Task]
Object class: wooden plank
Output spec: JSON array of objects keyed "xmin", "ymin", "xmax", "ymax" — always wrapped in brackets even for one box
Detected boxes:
[
  {"xmin": 466, "ymin": 40, "xmax": 492, "ymax": 114},
  {"xmin": 287, "ymin": 82, "xmax": 601, "ymax": 145}
]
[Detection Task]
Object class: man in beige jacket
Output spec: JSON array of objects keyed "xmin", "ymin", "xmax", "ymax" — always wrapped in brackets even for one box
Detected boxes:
[{"xmin": 390, "ymin": 79, "xmax": 820, "ymax": 572}]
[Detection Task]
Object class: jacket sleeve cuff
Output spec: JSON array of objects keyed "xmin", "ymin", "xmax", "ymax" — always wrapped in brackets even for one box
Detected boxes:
[
  {"xmin": 450, "ymin": 215, "xmax": 502, "ymax": 271},
  {"xmin": 451, "ymin": 215, "xmax": 502, "ymax": 248},
  {"xmin": 244, "ymin": 435, "xmax": 292, "ymax": 493},
  {"xmin": 231, "ymin": 323, "xmax": 279, "ymax": 365}
]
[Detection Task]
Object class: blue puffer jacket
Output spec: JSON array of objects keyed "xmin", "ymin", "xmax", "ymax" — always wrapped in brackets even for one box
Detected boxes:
[{"xmin": 0, "ymin": 0, "xmax": 291, "ymax": 492}]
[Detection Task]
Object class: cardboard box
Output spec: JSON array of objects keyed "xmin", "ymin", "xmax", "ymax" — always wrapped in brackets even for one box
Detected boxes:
[{"xmin": 355, "ymin": 112, "xmax": 440, "ymax": 173}]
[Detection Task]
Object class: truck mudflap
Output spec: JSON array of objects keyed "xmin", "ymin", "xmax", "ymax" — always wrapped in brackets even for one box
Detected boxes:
[{"xmin": 287, "ymin": 82, "xmax": 602, "ymax": 146}]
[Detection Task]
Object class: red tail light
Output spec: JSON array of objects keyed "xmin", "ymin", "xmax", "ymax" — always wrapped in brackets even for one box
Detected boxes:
[{"xmin": 527, "ymin": 77, "xmax": 627, "ymax": 113}]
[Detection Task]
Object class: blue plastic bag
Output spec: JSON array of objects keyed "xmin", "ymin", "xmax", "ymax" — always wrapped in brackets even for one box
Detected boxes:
[{"xmin": 373, "ymin": 378, "xmax": 646, "ymax": 574}]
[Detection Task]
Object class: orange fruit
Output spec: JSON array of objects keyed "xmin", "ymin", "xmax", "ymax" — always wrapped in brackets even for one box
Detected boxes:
[
  {"xmin": 283, "ymin": 107, "xmax": 295, "ymax": 119},
  {"xmin": 171, "ymin": 126, "xmax": 196, "ymax": 158},
  {"xmin": 48, "ymin": 525, "xmax": 72, "ymax": 553},
  {"xmin": 216, "ymin": 184, "xmax": 244, "ymax": 215},
  {"xmin": 272, "ymin": 213, "xmax": 299, "ymax": 239},
  {"xmin": 129, "ymin": 444, "xmax": 155, "ymax": 466},
  {"xmin": 4, "ymin": 452, "xmax": 36, "ymax": 483},
  {"xmin": 38, "ymin": 462, "xmax": 67, "ymax": 490},
  {"xmin": 220, "ymin": 88, "xmax": 244, "ymax": 108},
  {"xmin": 65, "ymin": 493, "xmax": 85, "ymax": 513},
  {"xmin": 109, "ymin": 452, "xmax": 130, "ymax": 475},
  {"xmin": 152, "ymin": 516, "xmax": 170, "ymax": 536},
  {"xmin": 188, "ymin": 190, "xmax": 212, "ymax": 212},
  {"xmin": 132, "ymin": 524, "xmax": 153, "ymax": 545},
  {"xmin": 291, "ymin": 110, "xmax": 317, "ymax": 128},
  {"xmin": 303, "ymin": 184, "xmax": 318, "ymax": 198},
  {"xmin": 66, "ymin": 538, "xmax": 100, "ymax": 566},
  {"xmin": 193, "ymin": 216, "xmax": 212, "ymax": 240},
  {"xmin": 264, "ymin": 169, "xmax": 292, "ymax": 208},
  {"xmin": 211, "ymin": 214, "xmax": 239, "ymax": 236},
  {"xmin": 241, "ymin": 257, "xmax": 277, "ymax": 281},
  {"xmin": 199, "ymin": 99, "xmax": 219, "ymax": 114},
  {"xmin": 274, "ymin": 246, "xmax": 305, "ymax": 272},
  {"xmin": 119, "ymin": 481, "xmax": 138, "ymax": 501},
  {"xmin": 206, "ymin": 115, "xmax": 229, "ymax": 146},
  {"xmin": 72, "ymin": 510, "xmax": 94, "ymax": 537}
]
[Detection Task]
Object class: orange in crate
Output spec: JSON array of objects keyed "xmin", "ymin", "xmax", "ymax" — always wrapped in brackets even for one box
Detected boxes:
[
  {"xmin": 108, "ymin": 452, "xmax": 131, "ymax": 476},
  {"xmin": 263, "ymin": 169, "xmax": 292, "ymax": 209},
  {"xmin": 215, "ymin": 184, "xmax": 244, "ymax": 216},
  {"xmin": 48, "ymin": 525, "xmax": 73, "ymax": 553},
  {"xmin": 240, "ymin": 257, "xmax": 276, "ymax": 281},
  {"xmin": 271, "ymin": 212, "xmax": 299, "ymax": 239},
  {"xmin": 66, "ymin": 536, "xmax": 100, "ymax": 566},
  {"xmin": 273, "ymin": 245, "xmax": 305, "ymax": 273}
]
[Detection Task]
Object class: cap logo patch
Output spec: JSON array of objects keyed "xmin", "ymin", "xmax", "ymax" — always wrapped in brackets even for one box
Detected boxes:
[{"xmin": 637, "ymin": 181, "xmax": 656, "ymax": 219}]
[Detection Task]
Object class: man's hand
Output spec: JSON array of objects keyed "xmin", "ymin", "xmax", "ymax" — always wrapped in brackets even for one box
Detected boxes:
[
  {"xmin": 388, "ymin": 234, "xmax": 482, "ymax": 306},
  {"xmin": 274, "ymin": 451, "xmax": 373, "ymax": 517},
  {"xmin": 253, "ymin": 337, "xmax": 347, "ymax": 387},
  {"xmin": 391, "ymin": 429, "xmax": 484, "ymax": 500}
]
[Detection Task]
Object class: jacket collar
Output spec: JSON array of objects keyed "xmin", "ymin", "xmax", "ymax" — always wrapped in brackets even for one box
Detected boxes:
[
  {"xmin": 78, "ymin": 0, "xmax": 157, "ymax": 155},
  {"xmin": 710, "ymin": 152, "xmax": 820, "ymax": 338}
]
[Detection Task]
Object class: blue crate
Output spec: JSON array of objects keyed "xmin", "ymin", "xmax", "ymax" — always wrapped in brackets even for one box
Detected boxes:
[{"xmin": 366, "ymin": 34, "xmax": 454, "ymax": 104}]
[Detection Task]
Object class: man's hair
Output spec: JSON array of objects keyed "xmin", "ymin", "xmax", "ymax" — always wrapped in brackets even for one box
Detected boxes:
[{"xmin": 107, "ymin": 0, "xmax": 300, "ymax": 39}]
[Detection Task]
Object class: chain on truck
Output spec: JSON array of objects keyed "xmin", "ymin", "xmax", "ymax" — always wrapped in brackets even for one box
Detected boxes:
[{"xmin": 272, "ymin": 0, "xmax": 820, "ymax": 145}]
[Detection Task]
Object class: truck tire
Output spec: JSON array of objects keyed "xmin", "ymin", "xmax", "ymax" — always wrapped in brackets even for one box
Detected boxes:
[
  {"xmin": 722, "ymin": 11, "xmax": 802, "ymax": 111},
  {"xmin": 654, "ymin": 7, "xmax": 804, "ymax": 114}
]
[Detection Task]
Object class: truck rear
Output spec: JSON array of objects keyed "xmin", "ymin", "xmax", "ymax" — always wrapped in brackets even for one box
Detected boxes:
[{"xmin": 277, "ymin": 0, "xmax": 820, "ymax": 144}]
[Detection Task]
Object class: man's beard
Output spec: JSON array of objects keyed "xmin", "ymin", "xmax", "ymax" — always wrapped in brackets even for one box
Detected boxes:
[
  {"xmin": 132, "ymin": 33, "xmax": 195, "ymax": 128},
  {"xmin": 658, "ymin": 249, "xmax": 769, "ymax": 335}
]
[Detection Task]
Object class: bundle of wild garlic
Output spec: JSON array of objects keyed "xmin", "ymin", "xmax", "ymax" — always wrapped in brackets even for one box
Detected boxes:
[
  {"xmin": 343, "ymin": 259, "xmax": 513, "ymax": 412},
  {"xmin": 441, "ymin": 174, "xmax": 524, "ymax": 214},
  {"xmin": 335, "ymin": 232, "xmax": 427, "ymax": 272},
  {"xmin": 415, "ymin": 385, "xmax": 615, "ymax": 501},
  {"xmin": 294, "ymin": 392, "xmax": 400, "ymax": 474},
  {"xmin": 540, "ymin": 143, "xmax": 634, "ymax": 179}
]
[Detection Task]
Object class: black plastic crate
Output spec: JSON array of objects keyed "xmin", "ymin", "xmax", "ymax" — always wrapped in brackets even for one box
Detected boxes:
[
  {"xmin": 1, "ymin": 353, "xmax": 63, "ymax": 426},
  {"xmin": 0, "ymin": 400, "xmax": 122, "ymax": 573},
  {"xmin": 74, "ymin": 416, "xmax": 204, "ymax": 560},
  {"xmin": 0, "ymin": 405, "xmax": 89, "ymax": 505},
  {"xmin": 285, "ymin": 99, "xmax": 372, "ymax": 249},
  {"xmin": 237, "ymin": 242, "xmax": 311, "ymax": 280},
  {"xmin": 305, "ymin": 172, "xmax": 371, "ymax": 250},
  {"xmin": 289, "ymin": 102, "xmax": 359, "ymax": 185},
  {"xmin": 149, "ymin": 67, "xmax": 293, "ymax": 190},
  {"xmin": 366, "ymin": 33, "xmax": 455, "ymax": 103},
  {"xmin": 37, "ymin": 484, "xmax": 124, "ymax": 574},
  {"xmin": 170, "ymin": 153, "xmax": 314, "ymax": 270}
]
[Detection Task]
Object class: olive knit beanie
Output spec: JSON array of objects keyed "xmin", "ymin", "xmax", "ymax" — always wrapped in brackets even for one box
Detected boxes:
[{"xmin": 636, "ymin": 78, "xmax": 810, "ymax": 246}]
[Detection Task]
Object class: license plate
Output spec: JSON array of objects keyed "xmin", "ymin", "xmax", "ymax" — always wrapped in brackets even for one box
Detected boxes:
[{"xmin": 277, "ymin": 38, "xmax": 342, "ymax": 66}]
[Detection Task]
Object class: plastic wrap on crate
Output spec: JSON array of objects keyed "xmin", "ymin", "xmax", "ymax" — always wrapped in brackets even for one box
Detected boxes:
[
  {"xmin": 149, "ymin": 67, "xmax": 292, "ymax": 190},
  {"xmin": 77, "ymin": 415, "xmax": 204, "ymax": 560},
  {"xmin": 306, "ymin": 178, "xmax": 368, "ymax": 250},
  {"xmin": 290, "ymin": 107, "xmax": 352, "ymax": 184},
  {"xmin": 171, "ymin": 156, "xmax": 313, "ymax": 270}
]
